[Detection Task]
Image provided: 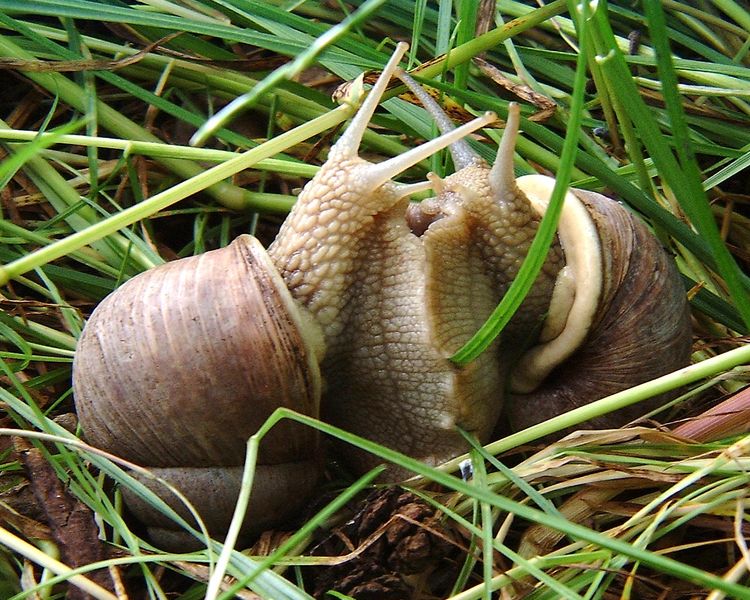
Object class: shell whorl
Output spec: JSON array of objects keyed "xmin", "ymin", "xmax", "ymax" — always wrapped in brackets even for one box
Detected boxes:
[
  {"xmin": 506, "ymin": 189, "xmax": 693, "ymax": 432},
  {"xmin": 72, "ymin": 235, "xmax": 323, "ymax": 545}
]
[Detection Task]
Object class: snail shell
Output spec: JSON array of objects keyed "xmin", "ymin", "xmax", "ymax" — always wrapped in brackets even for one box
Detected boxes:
[
  {"xmin": 73, "ymin": 235, "xmax": 324, "ymax": 547},
  {"xmin": 505, "ymin": 179, "xmax": 693, "ymax": 432}
]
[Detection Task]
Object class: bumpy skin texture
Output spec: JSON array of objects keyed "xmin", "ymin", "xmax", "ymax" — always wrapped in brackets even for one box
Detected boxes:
[
  {"xmin": 269, "ymin": 158, "xmax": 505, "ymax": 473},
  {"xmin": 270, "ymin": 158, "xmax": 403, "ymax": 340},
  {"xmin": 265, "ymin": 47, "xmax": 516, "ymax": 474},
  {"xmin": 267, "ymin": 121, "xmax": 563, "ymax": 475},
  {"xmin": 435, "ymin": 162, "xmax": 564, "ymax": 338}
]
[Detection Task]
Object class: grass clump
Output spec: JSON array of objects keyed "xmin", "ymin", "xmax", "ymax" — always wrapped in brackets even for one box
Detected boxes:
[{"xmin": 0, "ymin": 0, "xmax": 749, "ymax": 598}]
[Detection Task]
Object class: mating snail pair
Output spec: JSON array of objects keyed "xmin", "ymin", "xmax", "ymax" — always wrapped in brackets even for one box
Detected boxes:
[{"xmin": 72, "ymin": 43, "xmax": 692, "ymax": 548}]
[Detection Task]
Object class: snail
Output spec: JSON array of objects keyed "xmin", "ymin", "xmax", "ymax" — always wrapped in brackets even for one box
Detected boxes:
[
  {"xmin": 72, "ymin": 42, "xmax": 692, "ymax": 548},
  {"xmin": 394, "ymin": 69, "xmax": 692, "ymax": 434}
]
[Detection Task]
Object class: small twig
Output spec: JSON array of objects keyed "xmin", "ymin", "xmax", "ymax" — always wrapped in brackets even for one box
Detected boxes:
[{"xmin": 0, "ymin": 33, "xmax": 181, "ymax": 72}]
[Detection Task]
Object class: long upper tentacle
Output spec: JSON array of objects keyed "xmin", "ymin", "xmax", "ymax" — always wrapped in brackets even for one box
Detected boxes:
[
  {"xmin": 329, "ymin": 42, "xmax": 497, "ymax": 189},
  {"xmin": 329, "ymin": 42, "xmax": 409, "ymax": 160},
  {"xmin": 364, "ymin": 112, "xmax": 496, "ymax": 189},
  {"xmin": 488, "ymin": 102, "xmax": 521, "ymax": 193},
  {"xmin": 395, "ymin": 69, "xmax": 478, "ymax": 169}
]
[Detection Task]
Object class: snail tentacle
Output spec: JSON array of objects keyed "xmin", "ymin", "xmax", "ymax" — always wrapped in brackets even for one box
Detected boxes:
[{"xmin": 396, "ymin": 69, "xmax": 478, "ymax": 169}]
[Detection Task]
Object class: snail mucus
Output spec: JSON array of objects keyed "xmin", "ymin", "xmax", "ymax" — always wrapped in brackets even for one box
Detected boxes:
[{"xmin": 72, "ymin": 43, "xmax": 692, "ymax": 548}]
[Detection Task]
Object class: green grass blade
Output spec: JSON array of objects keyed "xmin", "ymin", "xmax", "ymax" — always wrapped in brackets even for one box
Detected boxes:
[
  {"xmin": 191, "ymin": 0, "xmax": 389, "ymax": 145},
  {"xmin": 592, "ymin": 2, "xmax": 750, "ymax": 329},
  {"xmin": 450, "ymin": 0, "xmax": 590, "ymax": 365}
]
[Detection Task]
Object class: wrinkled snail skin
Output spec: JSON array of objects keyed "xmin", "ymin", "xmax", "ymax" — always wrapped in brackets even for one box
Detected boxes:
[
  {"xmin": 397, "ymin": 70, "xmax": 692, "ymax": 434},
  {"xmin": 267, "ymin": 44, "xmax": 507, "ymax": 475},
  {"xmin": 397, "ymin": 72, "xmax": 565, "ymax": 344}
]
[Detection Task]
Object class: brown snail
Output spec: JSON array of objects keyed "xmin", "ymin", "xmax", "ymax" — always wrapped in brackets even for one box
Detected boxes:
[
  {"xmin": 72, "ymin": 42, "xmax": 692, "ymax": 548},
  {"xmin": 395, "ymin": 69, "xmax": 692, "ymax": 434}
]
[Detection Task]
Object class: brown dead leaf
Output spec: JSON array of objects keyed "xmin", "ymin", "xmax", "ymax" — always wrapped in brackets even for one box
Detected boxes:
[
  {"xmin": 0, "ymin": 498, "xmax": 52, "ymax": 541},
  {"xmin": 474, "ymin": 57, "xmax": 557, "ymax": 122},
  {"xmin": 14, "ymin": 437, "xmax": 124, "ymax": 600},
  {"xmin": 671, "ymin": 385, "xmax": 750, "ymax": 442}
]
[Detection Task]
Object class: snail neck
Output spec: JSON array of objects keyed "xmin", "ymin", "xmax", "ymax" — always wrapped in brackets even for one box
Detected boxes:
[{"xmin": 268, "ymin": 161, "xmax": 403, "ymax": 343}]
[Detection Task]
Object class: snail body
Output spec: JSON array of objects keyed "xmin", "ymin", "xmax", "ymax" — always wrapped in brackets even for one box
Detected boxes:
[
  {"xmin": 72, "ymin": 43, "xmax": 691, "ymax": 547},
  {"xmin": 396, "ymin": 70, "xmax": 691, "ymax": 434}
]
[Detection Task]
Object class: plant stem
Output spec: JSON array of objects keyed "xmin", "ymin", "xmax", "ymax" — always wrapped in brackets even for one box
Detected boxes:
[{"xmin": 0, "ymin": 107, "xmax": 352, "ymax": 285}]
